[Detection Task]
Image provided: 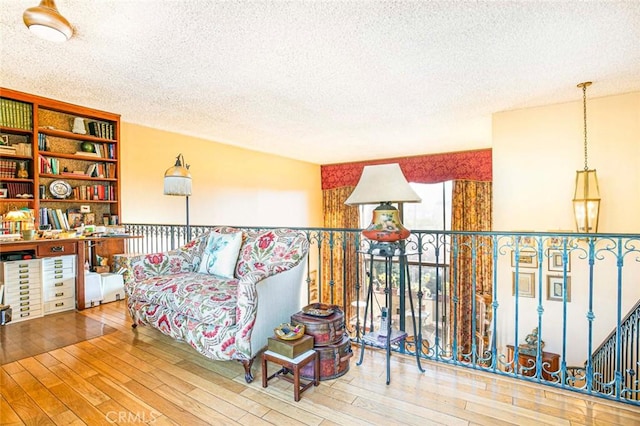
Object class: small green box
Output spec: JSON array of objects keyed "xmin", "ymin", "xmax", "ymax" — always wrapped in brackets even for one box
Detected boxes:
[{"xmin": 267, "ymin": 334, "xmax": 314, "ymax": 359}]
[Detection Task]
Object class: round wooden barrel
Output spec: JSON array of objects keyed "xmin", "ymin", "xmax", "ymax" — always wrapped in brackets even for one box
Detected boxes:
[
  {"xmin": 300, "ymin": 334, "xmax": 353, "ymax": 380},
  {"xmin": 290, "ymin": 304, "xmax": 345, "ymax": 346}
]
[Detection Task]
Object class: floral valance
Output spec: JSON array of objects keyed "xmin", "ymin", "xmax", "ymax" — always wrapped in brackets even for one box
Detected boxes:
[{"xmin": 321, "ymin": 149, "xmax": 492, "ymax": 190}]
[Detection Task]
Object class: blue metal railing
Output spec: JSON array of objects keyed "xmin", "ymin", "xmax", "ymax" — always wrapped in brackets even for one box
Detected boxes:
[{"xmin": 121, "ymin": 224, "xmax": 640, "ymax": 406}]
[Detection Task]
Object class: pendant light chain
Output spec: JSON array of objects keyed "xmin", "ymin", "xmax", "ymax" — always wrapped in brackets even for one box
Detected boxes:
[
  {"xmin": 582, "ymin": 83, "xmax": 588, "ymax": 171},
  {"xmin": 578, "ymin": 81, "xmax": 592, "ymax": 171}
]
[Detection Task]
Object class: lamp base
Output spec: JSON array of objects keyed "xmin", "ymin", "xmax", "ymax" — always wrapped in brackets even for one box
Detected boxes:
[{"xmin": 362, "ymin": 202, "xmax": 411, "ymax": 242}]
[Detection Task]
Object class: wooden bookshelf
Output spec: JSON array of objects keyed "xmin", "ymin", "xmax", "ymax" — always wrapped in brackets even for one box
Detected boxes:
[{"xmin": 0, "ymin": 88, "xmax": 121, "ymax": 229}]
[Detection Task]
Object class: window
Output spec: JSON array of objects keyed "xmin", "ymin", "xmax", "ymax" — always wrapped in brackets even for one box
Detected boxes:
[{"xmin": 357, "ymin": 182, "xmax": 452, "ymax": 347}]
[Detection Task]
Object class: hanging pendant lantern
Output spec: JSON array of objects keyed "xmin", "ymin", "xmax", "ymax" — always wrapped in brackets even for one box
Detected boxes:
[{"xmin": 572, "ymin": 82, "xmax": 600, "ymax": 233}]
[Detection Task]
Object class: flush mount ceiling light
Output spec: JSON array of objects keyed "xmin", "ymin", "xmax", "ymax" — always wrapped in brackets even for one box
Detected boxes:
[{"xmin": 23, "ymin": 0, "xmax": 73, "ymax": 42}]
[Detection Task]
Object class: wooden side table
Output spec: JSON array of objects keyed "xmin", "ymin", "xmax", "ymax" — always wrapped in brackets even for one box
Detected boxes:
[
  {"xmin": 262, "ymin": 349, "xmax": 319, "ymax": 401},
  {"xmin": 506, "ymin": 344, "xmax": 560, "ymax": 382}
]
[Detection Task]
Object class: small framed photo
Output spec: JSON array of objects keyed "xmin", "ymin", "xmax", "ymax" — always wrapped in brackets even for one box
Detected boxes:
[
  {"xmin": 548, "ymin": 249, "xmax": 571, "ymax": 272},
  {"xmin": 67, "ymin": 212, "xmax": 83, "ymax": 228},
  {"xmin": 511, "ymin": 249, "xmax": 538, "ymax": 268},
  {"xmin": 547, "ymin": 275, "xmax": 571, "ymax": 302},
  {"xmin": 83, "ymin": 212, "xmax": 95, "ymax": 225},
  {"xmin": 512, "ymin": 272, "xmax": 535, "ymax": 298},
  {"xmin": 0, "ymin": 188, "xmax": 7, "ymax": 198}
]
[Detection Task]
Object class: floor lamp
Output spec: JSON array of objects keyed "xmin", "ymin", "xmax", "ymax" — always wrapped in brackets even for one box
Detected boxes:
[{"xmin": 164, "ymin": 154, "xmax": 192, "ymax": 241}]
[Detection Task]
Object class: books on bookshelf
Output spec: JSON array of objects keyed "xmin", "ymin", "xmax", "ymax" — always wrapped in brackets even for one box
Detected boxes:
[
  {"xmin": 0, "ymin": 159, "xmax": 17, "ymax": 178},
  {"xmin": 0, "ymin": 98, "xmax": 33, "ymax": 130},
  {"xmin": 87, "ymin": 121, "xmax": 115, "ymax": 140}
]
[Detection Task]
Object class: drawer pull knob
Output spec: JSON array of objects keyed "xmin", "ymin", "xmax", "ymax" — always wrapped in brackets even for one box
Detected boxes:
[
  {"xmin": 55, "ymin": 302, "xmax": 64, "ymax": 307},
  {"xmin": 55, "ymin": 292, "xmax": 64, "ymax": 297},
  {"xmin": 54, "ymin": 282, "xmax": 64, "ymax": 287},
  {"xmin": 51, "ymin": 246, "xmax": 64, "ymax": 252}
]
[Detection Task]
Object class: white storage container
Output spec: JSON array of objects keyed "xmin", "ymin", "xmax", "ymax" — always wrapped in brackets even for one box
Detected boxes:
[
  {"xmin": 100, "ymin": 273, "xmax": 124, "ymax": 303},
  {"xmin": 84, "ymin": 272, "xmax": 103, "ymax": 307}
]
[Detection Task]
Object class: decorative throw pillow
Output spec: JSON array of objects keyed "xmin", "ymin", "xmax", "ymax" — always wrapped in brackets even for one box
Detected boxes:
[{"xmin": 197, "ymin": 231, "xmax": 243, "ymax": 278}]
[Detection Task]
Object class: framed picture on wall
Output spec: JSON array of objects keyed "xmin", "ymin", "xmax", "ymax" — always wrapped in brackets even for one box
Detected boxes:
[
  {"xmin": 548, "ymin": 249, "xmax": 571, "ymax": 272},
  {"xmin": 511, "ymin": 249, "xmax": 538, "ymax": 268},
  {"xmin": 512, "ymin": 272, "xmax": 535, "ymax": 298},
  {"xmin": 547, "ymin": 275, "xmax": 571, "ymax": 302}
]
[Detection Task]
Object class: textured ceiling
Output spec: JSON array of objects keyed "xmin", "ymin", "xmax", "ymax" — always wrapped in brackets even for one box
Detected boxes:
[{"xmin": 1, "ymin": 1, "xmax": 639, "ymax": 165}]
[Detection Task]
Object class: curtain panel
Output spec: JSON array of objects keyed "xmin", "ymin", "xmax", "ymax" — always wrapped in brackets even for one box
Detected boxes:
[
  {"xmin": 449, "ymin": 180, "xmax": 493, "ymax": 360},
  {"xmin": 321, "ymin": 186, "xmax": 359, "ymax": 323}
]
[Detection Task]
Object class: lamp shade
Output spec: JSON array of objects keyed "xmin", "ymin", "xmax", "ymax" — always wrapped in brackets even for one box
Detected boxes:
[
  {"xmin": 344, "ymin": 163, "xmax": 421, "ymax": 205},
  {"xmin": 23, "ymin": 0, "xmax": 73, "ymax": 42},
  {"xmin": 164, "ymin": 159, "xmax": 192, "ymax": 196},
  {"xmin": 345, "ymin": 163, "xmax": 421, "ymax": 242},
  {"xmin": 573, "ymin": 169, "xmax": 600, "ymax": 233}
]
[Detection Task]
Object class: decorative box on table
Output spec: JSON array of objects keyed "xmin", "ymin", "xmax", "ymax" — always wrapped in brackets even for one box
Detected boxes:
[{"xmin": 267, "ymin": 334, "xmax": 314, "ymax": 359}]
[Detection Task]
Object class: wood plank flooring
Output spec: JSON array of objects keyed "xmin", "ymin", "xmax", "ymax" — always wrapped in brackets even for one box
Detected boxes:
[{"xmin": 1, "ymin": 300, "xmax": 638, "ymax": 425}]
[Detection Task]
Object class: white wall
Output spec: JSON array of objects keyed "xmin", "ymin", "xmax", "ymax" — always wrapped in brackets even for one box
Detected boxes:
[{"xmin": 492, "ymin": 91, "xmax": 640, "ymax": 364}]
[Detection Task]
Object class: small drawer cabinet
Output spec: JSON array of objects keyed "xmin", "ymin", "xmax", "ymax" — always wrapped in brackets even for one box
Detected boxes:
[
  {"xmin": 42, "ymin": 255, "xmax": 76, "ymax": 314},
  {"xmin": 1, "ymin": 255, "xmax": 77, "ymax": 322},
  {"xmin": 1, "ymin": 259, "xmax": 43, "ymax": 322}
]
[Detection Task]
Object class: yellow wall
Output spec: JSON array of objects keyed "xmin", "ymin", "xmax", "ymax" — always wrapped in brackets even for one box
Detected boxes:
[
  {"xmin": 493, "ymin": 91, "xmax": 640, "ymax": 233},
  {"xmin": 492, "ymin": 91, "xmax": 640, "ymax": 364},
  {"xmin": 119, "ymin": 123, "xmax": 323, "ymax": 228}
]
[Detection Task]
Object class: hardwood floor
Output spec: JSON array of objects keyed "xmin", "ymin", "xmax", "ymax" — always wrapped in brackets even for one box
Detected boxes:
[{"xmin": 1, "ymin": 300, "xmax": 638, "ymax": 425}]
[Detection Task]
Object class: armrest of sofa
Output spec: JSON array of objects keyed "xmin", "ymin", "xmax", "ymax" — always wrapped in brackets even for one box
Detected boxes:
[
  {"xmin": 117, "ymin": 233, "xmax": 208, "ymax": 288},
  {"xmin": 234, "ymin": 253, "xmax": 308, "ymax": 360}
]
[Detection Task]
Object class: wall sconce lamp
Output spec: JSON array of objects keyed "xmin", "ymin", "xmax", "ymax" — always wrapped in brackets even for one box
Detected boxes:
[
  {"xmin": 572, "ymin": 81, "xmax": 600, "ymax": 233},
  {"xmin": 164, "ymin": 154, "xmax": 192, "ymax": 241},
  {"xmin": 23, "ymin": 0, "xmax": 73, "ymax": 42},
  {"xmin": 345, "ymin": 163, "xmax": 421, "ymax": 243}
]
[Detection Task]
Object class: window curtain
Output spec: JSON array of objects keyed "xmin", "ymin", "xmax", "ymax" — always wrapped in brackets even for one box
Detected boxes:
[
  {"xmin": 449, "ymin": 180, "xmax": 493, "ymax": 359},
  {"xmin": 321, "ymin": 186, "xmax": 359, "ymax": 325}
]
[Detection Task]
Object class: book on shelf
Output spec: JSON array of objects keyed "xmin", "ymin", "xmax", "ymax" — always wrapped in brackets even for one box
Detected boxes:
[{"xmin": 75, "ymin": 151, "xmax": 100, "ymax": 157}]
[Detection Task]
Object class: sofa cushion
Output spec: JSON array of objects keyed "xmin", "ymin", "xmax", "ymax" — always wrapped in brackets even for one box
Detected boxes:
[
  {"xmin": 198, "ymin": 231, "xmax": 243, "ymax": 278},
  {"xmin": 127, "ymin": 272, "xmax": 238, "ymax": 325}
]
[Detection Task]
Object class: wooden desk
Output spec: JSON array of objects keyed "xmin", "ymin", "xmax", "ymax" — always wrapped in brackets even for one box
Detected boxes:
[
  {"xmin": 506, "ymin": 344, "xmax": 560, "ymax": 382},
  {"xmin": 0, "ymin": 236, "xmax": 138, "ymax": 310}
]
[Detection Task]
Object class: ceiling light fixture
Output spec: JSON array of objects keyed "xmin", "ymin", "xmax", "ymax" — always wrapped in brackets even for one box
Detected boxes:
[
  {"xmin": 23, "ymin": 0, "xmax": 73, "ymax": 42},
  {"xmin": 572, "ymin": 81, "xmax": 600, "ymax": 233}
]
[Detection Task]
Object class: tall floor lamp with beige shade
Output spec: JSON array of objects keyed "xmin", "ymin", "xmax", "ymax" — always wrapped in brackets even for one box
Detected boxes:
[{"xmin": 164, "ymin": 154, "xmax": 192, "ymax": 241}]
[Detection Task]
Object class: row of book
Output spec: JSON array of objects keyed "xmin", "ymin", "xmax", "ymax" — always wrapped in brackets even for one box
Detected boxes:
[
  {"xmin": 2, "ymin": 182, "xmax": 32, "ymax": 198},
  {"xmin": 0, "ymin": 98, "xmax": 33, "ymax": 130},
  {"xmin": 37, "ymin": 209, "xmax": 120, "ymax": 230},
  {"xmin": 39, "ymin": 207, "xmax": 72, "ymax": 230},
  {"xmin": 86, "ymin": 162, "xmax": 116, "ymax": 178},
  {"xmin": 87, "ymin": 121, "xmax": 115, "ymax": 140},
  {"xmin": 0, "ymin": 142, "xmax": 32, "ymax": 156},
  {"xmin": 72, "ymin": 184, "xmax": 115, "ymax": 201},
  {"xmin": 37, "ymin": 133, "xmax": 48, "ymax": 151},
  {"xmin": 81, "ymin": 142, "xmax": 116, "ymax": 159},
  {"xmin": 0, "ymin": 159, "xmax": 17, "ymax": 178},
  {"xmin": 40, "ymin": 156, "xmax": 116, "ymax": 178}
]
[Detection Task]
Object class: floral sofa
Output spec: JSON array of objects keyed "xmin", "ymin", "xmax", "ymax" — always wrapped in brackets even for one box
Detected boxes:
[{"xmin": 118, "ymin": 227, "xmax": 309, "ymax": 382}]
